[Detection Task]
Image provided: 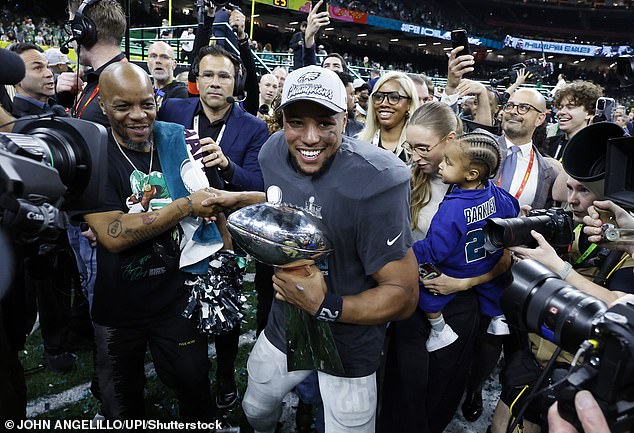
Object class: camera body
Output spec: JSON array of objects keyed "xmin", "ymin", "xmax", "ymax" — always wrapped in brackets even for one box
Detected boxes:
[
  {"xmin": 557, "ymin": 301, "xmax": 634, "ymax": 433},
  {"xmin": 0, "ymin": 117, "xmax": 107, "ymax": 243},
  {"xmin": 504, "ymin": 260, "xmax": 634, "ymax": 432},
  {"xmin": 489, "ymin": 59, "xmax": 554, "ymax": 86},
  {"xmin": 484, "ymin": 207, "xmax": 574, "ymax": 252},
  {"xmin": 594, "ymin": 97, "xmax": 616, "ymax": 123}
]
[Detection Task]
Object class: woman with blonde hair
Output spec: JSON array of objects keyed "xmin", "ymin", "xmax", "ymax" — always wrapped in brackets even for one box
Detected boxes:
[
  {"xmin": 406, "ymin": 101, "xmax": 460, "ymax": 240},
  {"xmin": 380, "ymin": 102, "xmax": 509, "ymax": 433},
  {"xmin": 358, "ymin": 71, "xmax": 419, "ymax": 161}
]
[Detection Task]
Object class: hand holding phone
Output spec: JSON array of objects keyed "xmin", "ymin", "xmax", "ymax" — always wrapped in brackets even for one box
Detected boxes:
[
  {"xmin": 451, "ymin": 29, "xmax": 470, "ymax": 58},
  {"xmin": 419, "ymin": 262, "xmax": 441, "ymax": 280}
]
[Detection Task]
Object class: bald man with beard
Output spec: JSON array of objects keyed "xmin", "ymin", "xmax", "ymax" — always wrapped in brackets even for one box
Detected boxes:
[
  {"xmin": 496, "ymin": 88, "xmax": 558, "ymax": 209},
  {"xmin": 459, "ymin": 88, "xmax": 559, "ymax": 426},
  {"xmin": 83, "ymin": 62, "xmax": 222, "ymax": 421}
]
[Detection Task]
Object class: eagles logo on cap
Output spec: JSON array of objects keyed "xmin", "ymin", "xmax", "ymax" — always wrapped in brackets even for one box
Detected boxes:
[
  {"xmin": 279, "ymin": 65, "xmax": 347, "ymax": 113},
  {"xmin": 297, "ymin": 71, "xmax": 321, "ymax": 83}
]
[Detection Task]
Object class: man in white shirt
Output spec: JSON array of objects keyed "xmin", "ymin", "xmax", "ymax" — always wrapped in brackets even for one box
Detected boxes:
[
  {"xmin": 179, "ymin": 27, "xmax": 195, "ymax": 63},
  {"xmin": 497, "ymin": 88, "xmax": 558, "ymax": 209}
]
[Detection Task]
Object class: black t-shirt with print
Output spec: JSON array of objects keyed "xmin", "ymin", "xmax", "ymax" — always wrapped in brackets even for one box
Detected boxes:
[{"xmin": 89, "ymin": 131, "xmax": 187, "ymax": 327}]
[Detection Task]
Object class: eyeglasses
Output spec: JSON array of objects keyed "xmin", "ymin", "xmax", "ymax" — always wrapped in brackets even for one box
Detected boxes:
[
  {"xmin": 403, "ymin": 133, "xmax": 451, "ymax": 157},
  {"xmin": 197, "ymin": 71, "xmax": 233, "ymax": 84},
  {"xmin": 372, "ymin": 91, "xmax": 411, "ymax": 105},
  {"xmin": 502, "ymin": 102, "xmax": 543, "ymax": 115}
]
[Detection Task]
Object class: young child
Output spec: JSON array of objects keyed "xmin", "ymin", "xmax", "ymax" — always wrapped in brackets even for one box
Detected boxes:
[{"xmin": 413, "ymin": 132, "xmax": 520, "ymax": 352}]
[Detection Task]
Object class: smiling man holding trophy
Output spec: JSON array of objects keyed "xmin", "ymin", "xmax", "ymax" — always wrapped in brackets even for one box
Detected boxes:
[{"xmin": 202, "ymin": 65, "xmax": 418, "ymax": 433}]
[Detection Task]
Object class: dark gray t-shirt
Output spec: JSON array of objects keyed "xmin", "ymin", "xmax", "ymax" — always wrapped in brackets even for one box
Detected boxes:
[{"xmin": 259, "ymin": 131, "xmax": 413, "ymax": 377}]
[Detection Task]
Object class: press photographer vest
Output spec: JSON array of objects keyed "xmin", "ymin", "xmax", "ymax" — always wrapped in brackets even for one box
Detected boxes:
[{"xmin": 569, "ymin": 225, "xmax": 633, "ymax": 286}]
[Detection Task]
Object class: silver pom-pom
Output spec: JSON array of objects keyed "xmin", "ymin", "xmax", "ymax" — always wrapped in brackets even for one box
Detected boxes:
[{"xmin": 182, "ymin": 251, "xmax": 248, "ymax": 335}]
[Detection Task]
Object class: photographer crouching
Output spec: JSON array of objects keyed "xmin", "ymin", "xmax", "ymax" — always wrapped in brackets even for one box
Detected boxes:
[
  {"xmin": 498, "ymin": 198, "xmax": 634, "ymax": 433},
  {"xmin": 489, "ymin": 120, "xmax": 634, "ymax": 433}
]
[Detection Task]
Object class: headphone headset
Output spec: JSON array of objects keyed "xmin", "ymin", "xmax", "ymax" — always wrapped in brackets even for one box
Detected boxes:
[
  {"xmin": 67, "ymin": 0, "xmax": 101, "ymax": 50},
  {"xmin": 192, "ymin": 47, "xmax": 246, "ymax": 99}
]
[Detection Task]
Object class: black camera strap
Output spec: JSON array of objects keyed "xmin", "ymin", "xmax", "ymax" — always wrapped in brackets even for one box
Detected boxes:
[{"xmin": 507, "ymin": 346, "xmax": 562, "ymax": 433}]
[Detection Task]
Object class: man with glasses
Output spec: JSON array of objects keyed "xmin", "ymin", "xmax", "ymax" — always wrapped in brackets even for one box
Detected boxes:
[
  {"xmin": 496, "ymin": 88, "xmax": 557, "ymax": 209},
  {"xmin": 146, "ymin": 41, "xmax": 187, "ymax": 109},
  {"xmin": 459, "ymin": 88, "xmax": 559, "ymax": 427},
  {"xmin": 159, "ymin": 44, "xmax": 268, "ymax": 409},
  {"xmin": 160, "ymin": 44, "xmax": 267, "ymax": 192}
]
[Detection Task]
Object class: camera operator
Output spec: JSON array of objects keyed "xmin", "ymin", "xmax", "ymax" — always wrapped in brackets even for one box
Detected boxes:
[
  {"xmin": 7, "ymin": 42, "xmax": 89, "ymax": 374},
  {"xmin": 56, "ymin": 0, "xmax": 127, "ymax": 127}
]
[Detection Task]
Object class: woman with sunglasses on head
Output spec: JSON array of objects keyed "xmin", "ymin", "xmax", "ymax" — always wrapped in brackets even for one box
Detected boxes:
[
  {"xmin": 379, "ymin": 102, "xmax": 511, "ymax": 433},
  {"xmin": 358, "ymin": 72, "xmax": 419, "ymax": 161}
]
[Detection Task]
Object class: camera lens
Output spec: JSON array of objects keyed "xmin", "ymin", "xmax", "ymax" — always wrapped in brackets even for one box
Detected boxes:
[
  {"xmin": 3, "ymin": 117, "xmax": 108, "ymax": 213},
  {"xmin": 503, "ymin": 260, "xmax": 606, "ymax": 353},
  {"xmin": 484, "ymin": 214, "xmax": 554, "ymax": 252}
]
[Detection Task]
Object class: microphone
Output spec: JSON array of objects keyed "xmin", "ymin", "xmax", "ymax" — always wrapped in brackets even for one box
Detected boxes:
[
  {"xmin": 60, "ymin": 33, "xmax": 76, "ymax": 55},
  {"xmin": 258, "ymin": 104, "xmax": 270, "ymax": 115},
  {"xmin": 226, "ymin": 95, "xmax": 246, "ymax": 104},
  {"xmin": 0, "ymin": 48, "xmax": 26, "ymax": 85}
]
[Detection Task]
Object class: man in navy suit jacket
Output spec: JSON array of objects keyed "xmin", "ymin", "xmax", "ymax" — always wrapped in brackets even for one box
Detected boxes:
[
  {"xmin": 158, "ymin": 44, "xmax": 268, "ymax": 409},
  {"xmin": 159, "ymin": 45, "xmax": 268, "ymax": 192}
]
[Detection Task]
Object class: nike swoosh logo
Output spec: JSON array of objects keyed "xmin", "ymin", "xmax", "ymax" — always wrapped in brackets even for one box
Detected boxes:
[{"xmin": 386, "ymin": 232, "xmax": 403, "ymax": 246}]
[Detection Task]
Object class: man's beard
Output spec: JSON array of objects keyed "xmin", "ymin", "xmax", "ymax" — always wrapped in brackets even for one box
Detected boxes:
[
  {"xmin": 124, "ymin": 136, "xmax": 153, "ymax": 152},
  {"xmin": 152, "ymin": 70, "xmax": 170, "ymax": 82},
  {"xmin": 502, "ymin": 118, "xmax": 526, "ymax": 141}
]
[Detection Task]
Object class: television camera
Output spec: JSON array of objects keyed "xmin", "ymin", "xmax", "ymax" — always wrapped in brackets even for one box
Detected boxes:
[
  {"xmin": 0, "ymin": 48, "xmax": 108, "ymax": 300},
  {"xmin": 490, "ymin": 58, "xmax": 555, "ymax": 87}
]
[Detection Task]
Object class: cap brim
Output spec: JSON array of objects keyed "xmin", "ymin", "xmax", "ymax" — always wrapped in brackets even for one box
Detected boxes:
[{"xmin": 277, "ymin": 98, "xmax": 344, "ymax": 114}]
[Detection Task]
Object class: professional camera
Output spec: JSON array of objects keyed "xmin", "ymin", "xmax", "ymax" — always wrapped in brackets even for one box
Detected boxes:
[
  {"xmin": 0, "ymin": 116, "xmax": 107, "ymax": 301},
  {"xmin": 0, "ymin": 116, "xmax": 107, "ymax": 242},
  {"xmin": 195, "ymin": 0, "xmax": 237, "ymax": 24},
  {"xmin": 483, "ymin": 208, "xmax": 574, "ymax": 252},
  {"xmin": 502, "ymin": 259, "xmax": 634, "ymax": 432},
  {"xmin": 489, "ymin": 59, "xmax": 555, "ymax": 87}
]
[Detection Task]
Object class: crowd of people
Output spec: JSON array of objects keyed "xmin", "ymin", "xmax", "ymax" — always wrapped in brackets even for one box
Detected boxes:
[
  {"xmin": 0, "ymin": 9, "xmax": 65, "ymax": 46},
  {"xmin": 1, "ymin": 1, "xmax": 633, "ymax": 433}
]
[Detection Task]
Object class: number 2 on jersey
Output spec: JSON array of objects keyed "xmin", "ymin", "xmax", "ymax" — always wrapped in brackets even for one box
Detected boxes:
[{"xmin": 465, "ymin": 228, "xmax": 486, "ymax": 263}]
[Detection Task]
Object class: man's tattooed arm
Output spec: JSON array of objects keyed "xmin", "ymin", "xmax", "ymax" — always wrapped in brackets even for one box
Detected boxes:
[{"xmin": 83, "ymin": 194, "xmax": 210, "ymax": 253}]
